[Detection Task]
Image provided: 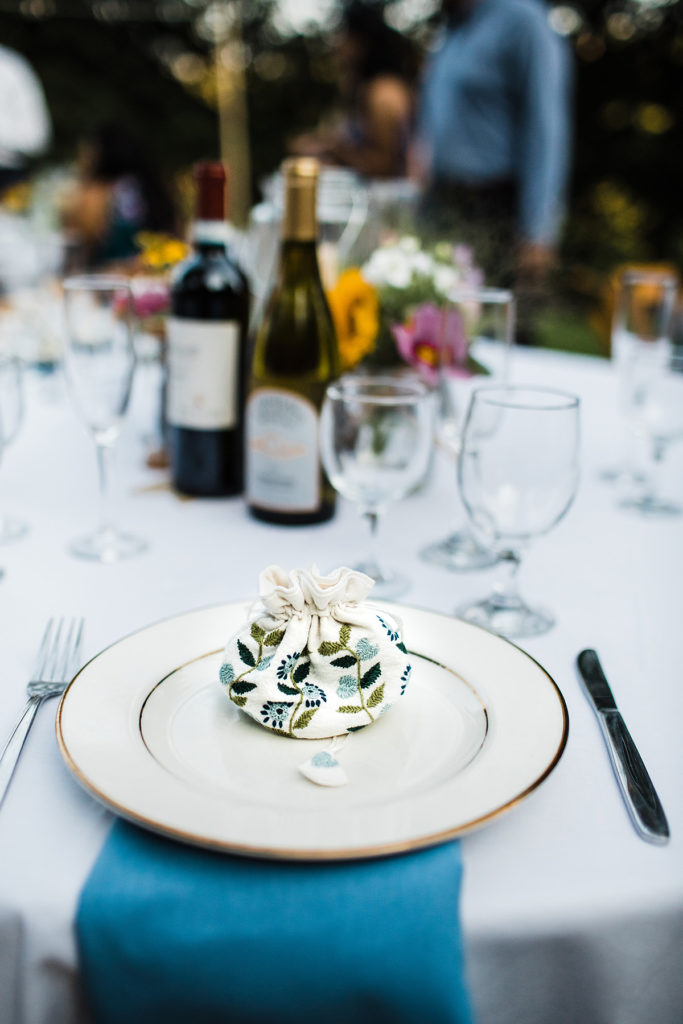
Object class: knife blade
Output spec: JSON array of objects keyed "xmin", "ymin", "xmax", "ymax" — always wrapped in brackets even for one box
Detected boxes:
[{"xmin": 576, "ymin": 649, "xmax": 669, "ymax": 845}]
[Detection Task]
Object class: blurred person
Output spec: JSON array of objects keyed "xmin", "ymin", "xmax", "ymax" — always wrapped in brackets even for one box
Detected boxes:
[
  {"xmin": 290, "ymin": 1, "xmax": 418, "ymax": 179},
  {"xmin": 413, "ymin": 0, "xmax": 572, "ymax": 313},
  {"xmin": 0, "ymin": 43, "xmax": 51, "ymax": 194},
  {"xmin": 60, "ymin": 121, "xmax": 177, "ymax": 269}
]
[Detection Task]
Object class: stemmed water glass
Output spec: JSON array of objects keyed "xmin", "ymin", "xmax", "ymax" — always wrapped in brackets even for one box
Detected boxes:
[
  {"xmin": 601, "ymin": 268, "xmax": 677, "ymax": 485},
  {"xmin": 420, "ymin": 287, "xmax": 514, "ymax": 571},
  {"xmin": 320, "ymin": 374, "xmax": 435, "ymax": 599},
  {"xmin": 456, "ymin": 386, "xmax": 580, "ymax": 638},
  {"xmin": 62, "ymin": 276, "xmax": 147, "ymax": 562},
  {"xmin": 0, "ymin": 354, "xmax": 29, "ymax": 542},
  {"xmin": 616, "ymin": 283, "xmax": 683, "ymax": 515}
]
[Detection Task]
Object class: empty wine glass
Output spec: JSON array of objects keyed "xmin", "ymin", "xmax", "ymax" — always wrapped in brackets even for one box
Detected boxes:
[
  {"xmin": 619, "ymin": 329, "xmax": 683, "ymax": 515},
  {"xmin": 0, "ymin": 354, "xmax": 29, "ymax": 542},
  {"xmin": 421, "ymin": 287, "xmax": 514, "ymax": 571},
  {"xmin": 601, "ymin": 268, "xmax": 677, "ymax": 485},
  {"xmin": 320, "ymin": 374, "xmax": 435, "ymax": 599},
  {"xmin": 457, "ymin": 386, "xmax": 580, "ymax": 638},
  {"xmin": 63, "ymin": 276, "xmax": 147, "ymax": 562}
]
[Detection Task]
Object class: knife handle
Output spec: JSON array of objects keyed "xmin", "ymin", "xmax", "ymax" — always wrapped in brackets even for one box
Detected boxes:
[{"xmin": 597, "ymin": 710, "xmax": 670, "ymax": 845}]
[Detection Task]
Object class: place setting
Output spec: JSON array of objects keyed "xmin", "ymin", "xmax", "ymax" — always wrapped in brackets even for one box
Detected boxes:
[{"xmin": 0, "ymin": 6, "xmax": 681, "ymax": 1022}]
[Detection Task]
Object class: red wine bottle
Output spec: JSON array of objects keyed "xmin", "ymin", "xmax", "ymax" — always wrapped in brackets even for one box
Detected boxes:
[{"xmin": 167, "ymin": 162, "xmax": 250, "ymax": 496}]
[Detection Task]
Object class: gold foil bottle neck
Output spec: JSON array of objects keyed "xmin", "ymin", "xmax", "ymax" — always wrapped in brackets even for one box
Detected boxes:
[{"xmin": 281, "ymin": 158, "xmax": 320, "ymax": 242}]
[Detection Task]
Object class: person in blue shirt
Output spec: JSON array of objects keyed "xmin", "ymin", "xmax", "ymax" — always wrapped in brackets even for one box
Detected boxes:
[{"xmin": 414, "ymin": 0, "xmax": 572, "ymax": 301}]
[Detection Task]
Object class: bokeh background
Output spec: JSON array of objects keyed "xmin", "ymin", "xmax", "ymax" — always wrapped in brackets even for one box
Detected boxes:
[{"xmin": 1, "ymin": 0, "xmax": 682, "ymax": 353}]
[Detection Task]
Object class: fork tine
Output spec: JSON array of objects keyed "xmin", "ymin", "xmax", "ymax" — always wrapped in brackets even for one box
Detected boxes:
[
  {"xmin": 32, "ymin": 618, "xmax": 55, "ymax": 679},
  {"xmin": 44, "ymin": 618, "xmax": 65, "ymax": 681},
  {"xmin": 65, "ymin": 618, "xmax": 85, "ymax": 680},
  {"xmin": 56, "ymin": 619, "xmax": 77, "ymax": 681}
]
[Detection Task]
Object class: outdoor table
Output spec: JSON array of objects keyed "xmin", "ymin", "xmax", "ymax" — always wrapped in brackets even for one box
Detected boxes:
[{"xmin": 0, "ymin": 344, "xmax": 681, "ymax": 1024}]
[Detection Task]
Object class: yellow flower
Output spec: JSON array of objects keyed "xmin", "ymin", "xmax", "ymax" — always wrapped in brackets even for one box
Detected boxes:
[
  {"xmin": 327, "ymin": 268, "xmax": 379, "ymax": 371},
  {"xmin": 135, "ymin": 232, "xmax": 190, "ymax": 270}
]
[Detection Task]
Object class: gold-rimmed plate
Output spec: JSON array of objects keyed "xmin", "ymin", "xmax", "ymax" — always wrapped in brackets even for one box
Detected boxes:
[{"xmin": 56, "ymin": 602, "xmax": 567, "ymax": 860}]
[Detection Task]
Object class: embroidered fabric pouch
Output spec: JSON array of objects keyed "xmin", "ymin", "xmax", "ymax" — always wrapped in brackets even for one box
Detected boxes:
[{"xmin": 219, "ymin": 565, "xmax": 411, "ymax": 740}]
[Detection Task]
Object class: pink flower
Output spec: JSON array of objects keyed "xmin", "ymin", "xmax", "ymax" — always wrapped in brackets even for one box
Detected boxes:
[
  {"xmin": 392, "ymin": 303, "xmax": 470, "ymax": 385},
  {"xmin": 132, "ymin": 289, "xmax": 169, "ymax": 319}
]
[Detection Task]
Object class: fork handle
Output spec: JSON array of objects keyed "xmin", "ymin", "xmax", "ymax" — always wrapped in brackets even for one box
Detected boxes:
[{"xmin": 0, "ymin": 695, "xmax": 42, "ymax": 808}]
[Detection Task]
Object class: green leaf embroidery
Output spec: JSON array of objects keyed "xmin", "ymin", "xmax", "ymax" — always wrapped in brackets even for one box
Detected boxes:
[
  {"xmin": 339, "ymin": 623, "xmax": 351, "ymax": 646},
  {"xmin": 348, "ymin": 725, "xmax": 367, "ymax": 732},
  {"xmin": 330, "ymin": 654, "xmax": 356, "ymax": 669},
  {"xmin": 361, "ymin": 663, "xmax": 381, "ymax": 690},
  {"xmin": 237, "ymin": 640, "xmax": 255, "ymax": 667},
  {"xmin": 293, "ymin": 661, "xmax": 311, "ymax": 683},
  {"xmin": 278, "ymin": 682, "xmax": 299, "ymax": 696},
  {"xmin": 250, "ymin": 623, "xmax": 266, "ymax": 642},
  {"xmin": 231, "ymin": 695, "xmax": 248, "ymax": 707},
  {"xmin": 318, "ymin": 640, "xmax": 343, "ymax": 656},
  {"xmin": 232, "ymin": 681, "xmax": 256, "ymax": 695},
  {"xmin": 367, "ymin": 683, "xmax": 385, "ymax": 708},
  {"xmin": 293, "ymin": 707, "xmax": 318, "ymax": 731},
  {"xmin": 338, "ymin": 704, "xmax": 363, "ymax": 714},
  {"xmin": 264, "ymin": 629, "xmax": 285, "ymax": 647},
  {"xmin": 396, "ymin": 641, "xmax": 407, "ymax": 653}
]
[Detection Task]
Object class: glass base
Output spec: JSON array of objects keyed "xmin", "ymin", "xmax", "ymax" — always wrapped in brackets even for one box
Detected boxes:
[
  {"xmin": 599, "ymin": 465, "xmax": 646, "ymax": 487},
  {"xmin": 619, "ymin": 494, "xmax": 681, "ymax": 516},
  {"xmin": 456, "ymin": 595, "xmax": 555, "ymax": 639},
  {"xmin": 420, "ymin": 530, "xmax": 498, "ymax": 571},
  {"xmin": 68, "ymin": 527, "xmax": 147, "ymax": 564},
  {"xmin": 354, "ymin": 558, "xmax": 410, "ymax": 600},
  {"xmin": 0, "ymin": 516, "xmax": 29, "ymax": 544}
]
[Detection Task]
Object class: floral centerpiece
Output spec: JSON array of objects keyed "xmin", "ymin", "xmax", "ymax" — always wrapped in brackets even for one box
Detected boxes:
[
  {"xmin": 327, "ymin": 235, "xmax": 486, "ymax": 378},
  {"xmin": 128, "ymin": 233, "xmax": 189, "ymax": 468}
]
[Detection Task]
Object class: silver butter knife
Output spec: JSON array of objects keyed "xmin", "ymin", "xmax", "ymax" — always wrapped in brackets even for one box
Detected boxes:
[{"xmin": 577, "ymin": 649, "xmax": 669, "ymax": 845}]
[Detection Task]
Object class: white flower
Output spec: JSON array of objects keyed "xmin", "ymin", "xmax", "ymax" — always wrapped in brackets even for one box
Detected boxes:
[
  {"xmin": 434, "ymin": 264, "xmax": 460, "ymax": 298},
  {"xmin": 399, "ymin": 235, "xmax": 420, "ymax": 253},
  {"xmin": 410, "ymin": 251, "xmax": 434, "ymax": 278}
]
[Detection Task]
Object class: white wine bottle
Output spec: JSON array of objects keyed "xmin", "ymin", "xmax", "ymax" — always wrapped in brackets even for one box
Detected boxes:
[{"xmin": 246, "ymin": 158, "xmax": 340, "ymax": 524}]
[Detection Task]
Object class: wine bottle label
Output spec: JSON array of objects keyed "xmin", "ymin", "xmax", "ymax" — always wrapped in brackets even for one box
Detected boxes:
[
  {"xmin": 166, "ymin": 318, "xmax": 240, "ymax": 430},
  {"xmin": 246, "ymin": 388, "xmax": 320, "ymax": 512}
]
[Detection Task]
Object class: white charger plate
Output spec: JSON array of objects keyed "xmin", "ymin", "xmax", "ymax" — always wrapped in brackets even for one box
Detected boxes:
[{"xmin": 56, "ymin": 602, "xmax": 568, "ymax": 860}]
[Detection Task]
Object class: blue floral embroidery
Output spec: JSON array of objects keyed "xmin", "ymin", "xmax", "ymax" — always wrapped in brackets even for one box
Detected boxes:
[
  {"xmin": 356, "ymin": 638, "xmax": 379, "ymax": 661},
  {"xmin": 380, "ymin": 702, "xmax": 393, "ymax": 715},
  {"xmin": 400, "ymin": 664, "xmax": 412, "ymax": 695},
  {"xmin": 301, "ymin": 683, "xmax": 327, "ymax": 707},
  {"xmin": 256, "ymin": 655, "xmax": 274, "ymax": 672},
  {"xmin": 312, "ymin": 751, "xmax": 338, "ymax": 768},
  {"xmin": 336, "ymin": 674, "xmax": 357, "ymax": 699},
  {"xmin": 260, "ymin": 700, "xmax": 294, "ymax": 729},
  {"xmin": 276, "ymin": 652, "xmax": 300, "ymax": 680},
  {"xmin": 377, "ymin": 615, "xmax": 399, "ymax": 642},
  {"xmin": 219, "ymin": 662, "xmax": 234, "ymax": 686}
]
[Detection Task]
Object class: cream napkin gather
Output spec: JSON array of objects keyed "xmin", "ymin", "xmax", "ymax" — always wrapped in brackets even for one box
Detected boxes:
[{"xmin": 219, "ymin": 565, "xmax": 412, "ymax": 741}]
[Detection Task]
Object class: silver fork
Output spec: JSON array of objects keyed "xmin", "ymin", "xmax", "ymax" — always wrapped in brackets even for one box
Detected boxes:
[{"xmin": 0, "ymin": 617, "xmax": 84, "ymax": 809}]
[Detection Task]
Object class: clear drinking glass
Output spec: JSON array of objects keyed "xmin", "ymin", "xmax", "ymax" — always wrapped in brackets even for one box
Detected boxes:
[
  {"xmin": 320, "ymin": 374, "xmax": 435, "ymax": 599},
  {"xmin": 63, "ymin": 276, "xmax": 147, "ymax": 562},
  {"xmin": 0, "ymin": 354, "xmax": 29, "ymax": 542},
  {"xmin": 421, "ymin": 287, "xmax": 514, "ymax": 571},
  {"xmin": 615, "ymin": 275, "xmax": 683, "ymax": 515},
  {"xmin": 601, "ymin": 268, "xmax": 677, "ymax": 485},
  {"xmin": 457, "ymin": 386, "xmax": 580, "ymax": 638}
]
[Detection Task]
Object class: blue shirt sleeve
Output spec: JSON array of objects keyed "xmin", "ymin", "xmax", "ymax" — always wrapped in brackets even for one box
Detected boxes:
[{"xmin": 511, "ymin": 6, "xmax": 572, "ymax": 244}]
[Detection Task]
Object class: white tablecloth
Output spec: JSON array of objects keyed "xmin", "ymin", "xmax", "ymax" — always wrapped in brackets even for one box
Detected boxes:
[{"xmin": 0, "ymin": 346, "xmax": 681, "ymax": 1024}]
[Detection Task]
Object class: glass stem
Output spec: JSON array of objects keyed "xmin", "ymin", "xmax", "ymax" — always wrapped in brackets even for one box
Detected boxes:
[
  {"xmin": 95, "ymin": 440, "xmax": 115, "ymax": 537},
  {"xmin": 491, "ymin": 549, "xmax": 523, "ymax": 609},
  {"xmin": 362, "ymin": 507, "xmax": 383, "ymax": 578}
]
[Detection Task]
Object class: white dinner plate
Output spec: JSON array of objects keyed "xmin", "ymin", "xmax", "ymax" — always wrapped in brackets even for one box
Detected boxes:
[{"xmin": 57, "ymin": 602, "xmax": 568, "ymax": 860}]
